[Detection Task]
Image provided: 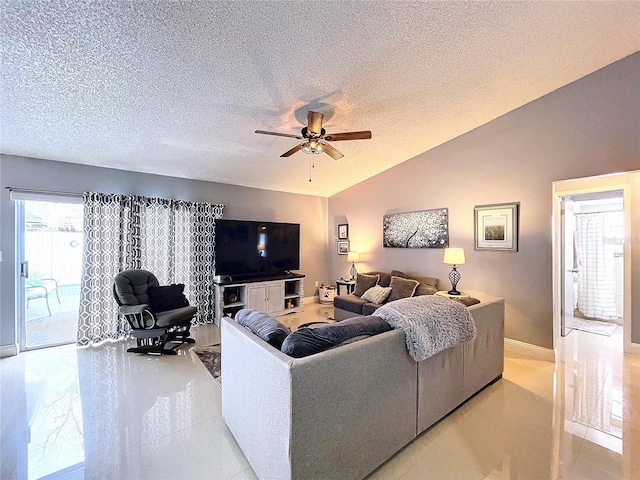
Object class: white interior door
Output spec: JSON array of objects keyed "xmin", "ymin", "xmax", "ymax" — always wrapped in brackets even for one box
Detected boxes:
[{"xmin": 561, "ymin": 196, "xmax": 575, "ymax": 336}]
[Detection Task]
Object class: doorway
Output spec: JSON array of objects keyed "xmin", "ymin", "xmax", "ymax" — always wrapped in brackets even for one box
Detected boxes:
[
  {"xmin": 560, "ymin": 192, "xmax": 623, "ymax": 337},
  {"xmin": 552, "ymin": 173, "xmax": 634, "ymax": 353},
  {"xmin": 17, "ymin": 199, "xmax": 84, "ymax": 350}
]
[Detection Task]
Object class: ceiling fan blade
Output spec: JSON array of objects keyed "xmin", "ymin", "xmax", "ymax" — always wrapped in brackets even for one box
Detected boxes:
[
  {"xmin": 322, "ymin": 142, "xmax": 344, "ymax": 160},
  {"xmin": 255, "ymin": 130, "xmax": 303, "ymax": 139},
  {"xmin": 281, "ymin": 144, "xmax": 303, "ymax": 157},
  {"xmin": 307, "ymin": 111, "xmax": 324, "ymax": 136},
  {"xmin": 323, "ymin": 131, "xmax": 372, "ymax": 141}
]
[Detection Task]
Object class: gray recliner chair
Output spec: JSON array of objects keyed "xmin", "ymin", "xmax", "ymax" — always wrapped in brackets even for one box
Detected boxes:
[{"xmin": 113, "ymin": 269, "xmax": 197, "ymax": 355}]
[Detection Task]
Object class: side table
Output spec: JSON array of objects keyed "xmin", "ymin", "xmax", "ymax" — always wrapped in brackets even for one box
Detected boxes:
[
  {"xmin": 435, "ymin": 291, "xmax": 470, "ymax": 298},
  {"xmin": 335, "ymin": 279, "xmax": 356, "ymax": 295}
]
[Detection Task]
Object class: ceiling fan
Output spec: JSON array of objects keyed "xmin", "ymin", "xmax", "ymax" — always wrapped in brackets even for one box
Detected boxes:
[{"xmin": 255, "ymin": 111, "xmax": 372, "ymax": 160}]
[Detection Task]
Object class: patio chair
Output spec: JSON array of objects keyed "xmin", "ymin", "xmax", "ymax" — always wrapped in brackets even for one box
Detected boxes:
[
  {"xmin": 26, "ymin": 278, "xmax": 61, "ymax": 317},
  {"xmin": 113, "ymin": 269, "xmax": 197, "ymax": 355}
]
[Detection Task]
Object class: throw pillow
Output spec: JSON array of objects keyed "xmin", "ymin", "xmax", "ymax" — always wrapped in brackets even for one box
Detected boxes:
[
  {"xmin": 281, "ymin": 316, "xmax": 392, "ymax": 358},
  {"xmin": 147, "ymin": 284, "xmax": 189, "ymax": 312},
  {"xmin": 235, "ymin": 309, "xmax": 291, "ymax": 349},
  {"xmin": 386, "ymin": 276, "xmax": 420, "ymax": 303},
  {"xmin": 353, "ymin": 273, "xmax": 379, "ymax": 297},
  {"xmin": 361, "ymin": 285, "xmax": 393, "ymax": 304},
  {"xmin": 415, "ymin": 283, "xmax": 437, "ymax": 296}
]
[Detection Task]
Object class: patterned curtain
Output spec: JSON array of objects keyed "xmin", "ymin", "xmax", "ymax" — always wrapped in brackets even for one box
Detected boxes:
[{"xmin": 77, "ymin": 192, "xmax": 224, "ymax": 346}]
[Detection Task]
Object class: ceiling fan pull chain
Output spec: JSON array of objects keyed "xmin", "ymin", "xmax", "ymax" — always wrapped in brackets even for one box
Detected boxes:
[{"xmin": 309, "ymin": 158, "xmax": 314, "ymax": 182}]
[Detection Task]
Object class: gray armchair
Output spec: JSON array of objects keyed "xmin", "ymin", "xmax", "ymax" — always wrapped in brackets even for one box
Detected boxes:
[{"xmin": 113, "ymin": 269, "xmax": 197, "ymax": 355}]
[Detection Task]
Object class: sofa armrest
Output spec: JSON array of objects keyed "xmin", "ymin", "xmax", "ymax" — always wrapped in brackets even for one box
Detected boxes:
[
  {"xmin": 119, "ymin": 304, "xmax": 149, "ymax": 315},
  {"xmin": 222, "ymin": 318, "xmax": 294, "ymax": 478},
  {"xmin": 464, "ymin": 296, "xmax": 505, "ymax": 399}
]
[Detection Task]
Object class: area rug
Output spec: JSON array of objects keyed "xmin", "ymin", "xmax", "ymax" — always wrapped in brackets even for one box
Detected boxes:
[
  {"xmin": 317, "ymin": 306, "xmax": 334, "ymax": 320},
  {"xmin": 572, "ymin": 318, "xmax": 617, "ymax": 336},
  {"xmin": 194, "ymin": 343, "xmax": 222, "ymax": 389}
]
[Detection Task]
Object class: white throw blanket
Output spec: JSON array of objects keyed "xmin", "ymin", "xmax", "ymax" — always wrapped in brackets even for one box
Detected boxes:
[{"xmin": 375, "ymin": 295, "xmax": 477, "ymax": 361}]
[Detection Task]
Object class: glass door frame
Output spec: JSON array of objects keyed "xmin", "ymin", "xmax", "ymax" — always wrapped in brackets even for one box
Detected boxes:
[
  {"xmin": 15, "ymin": 199, "xmax": 27, "ymax": 350},
  {"xmin": 14, "ymin": 194, "xmax": 84, "ymax": 351}
]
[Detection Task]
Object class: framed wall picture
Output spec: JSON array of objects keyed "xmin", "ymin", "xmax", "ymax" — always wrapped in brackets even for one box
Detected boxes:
[
  {"xmin": 338, "ymin": 224, "xmax": 349, "ymax": 239},
  {"xmin": 337, "ymin": 240, "xmax": 349, "ymax": 255},
  {"xmin": 382, "ymin": 208, "xmax": 449, "ymax": 248},
  {"xmin": 474, "ymin": 203, "xmax": 519, "ymax": 252}
]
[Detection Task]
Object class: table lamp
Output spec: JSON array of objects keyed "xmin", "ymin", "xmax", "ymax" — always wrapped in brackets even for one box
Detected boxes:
[
  {"xmin": 443, "ymin": 248, "xmax": 465, "ymax": 295},
  {"xmin": 347, "ymin": 251, "xmax": 360, "ymax": 280}
]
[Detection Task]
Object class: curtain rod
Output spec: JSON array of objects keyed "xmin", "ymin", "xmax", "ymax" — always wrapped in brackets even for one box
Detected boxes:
[
  {"xmin": 574, "ymin": 210, "xmax": 623, "ymax": 215},
  {"xmin": 5, "ymin": 186, "xmax": 83, "ymax": 198}
]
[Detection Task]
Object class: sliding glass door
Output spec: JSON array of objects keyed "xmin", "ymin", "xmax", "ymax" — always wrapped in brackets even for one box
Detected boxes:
[{"xmin": 17, "ymin": 199, "xmax": 84, "ymax": 350}]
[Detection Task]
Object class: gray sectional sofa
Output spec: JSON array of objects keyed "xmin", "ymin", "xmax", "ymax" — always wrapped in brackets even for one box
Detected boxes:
[
  {"xmin": 221, "ymin": 291, "xmax": 505, "ymax": 480},
  {"xmin": 334, "ymin": 270, "xmax": 439, "ymax": 321}
]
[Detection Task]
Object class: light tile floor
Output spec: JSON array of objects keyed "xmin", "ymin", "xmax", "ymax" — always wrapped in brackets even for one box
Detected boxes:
[{"xmin": 1, "ymin": 303, "xmax": 638, "ymax": 479}]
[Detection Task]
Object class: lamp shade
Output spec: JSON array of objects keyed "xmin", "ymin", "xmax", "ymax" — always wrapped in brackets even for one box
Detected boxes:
[
  {"xmin": 347, "ymin": 251, "xmax": 360, "ymax": 263},
  {"xmin": 443, "ymin": 248, "xmax": 465, "ymax": 265}
]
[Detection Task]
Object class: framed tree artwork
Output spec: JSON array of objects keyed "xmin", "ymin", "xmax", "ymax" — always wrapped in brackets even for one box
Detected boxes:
[
  {"xmin": 382, "ymin": 208, "xmax": 448, "ymax": 248},
  {"xmin": 338, "ymin": 224, "xmax": 349, "ymax": 239},
  {"xmin": 474, "ymin": 203, "xmax": 519, "ymax": 252}
]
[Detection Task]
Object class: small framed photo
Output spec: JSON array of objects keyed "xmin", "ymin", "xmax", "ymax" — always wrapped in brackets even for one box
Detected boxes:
[
  {"xmin": 337, "ymin": 240, "xmax": 349, "ymax": 255},
  {"xmin": 474, "ymin": 203, "xmax": 519, "ymax": 252},
  {"xmin": 338, "ymin": 223, "xmax": 349, "ymax": 239}
]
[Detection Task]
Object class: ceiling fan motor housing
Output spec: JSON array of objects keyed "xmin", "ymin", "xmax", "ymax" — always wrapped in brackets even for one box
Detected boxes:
[{"xmin": 301, "ymin": 126, "xmax": 326, "ymax": 138}]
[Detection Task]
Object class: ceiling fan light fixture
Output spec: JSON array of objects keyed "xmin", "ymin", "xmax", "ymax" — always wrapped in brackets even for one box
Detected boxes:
[{"xmin": 301, "ymin": 138, "xmax": 326, "ymax": 155}]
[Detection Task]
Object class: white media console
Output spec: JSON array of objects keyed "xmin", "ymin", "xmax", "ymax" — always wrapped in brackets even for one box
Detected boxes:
[{"xmin": 213, "ymin": 274, "xmax": 305, "ymax": 326}]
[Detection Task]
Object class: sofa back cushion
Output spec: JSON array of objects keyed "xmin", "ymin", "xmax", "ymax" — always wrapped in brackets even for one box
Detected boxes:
[
  {"xmin": 412, "ymin": 275, "xmax": 438, "ymax": 288},
  {"xmin": 353, "ymin": 273, "xmax": 379, "ymax": 297},
  {"xmin": 364, "ymin": 271, "xmax": 392, "ymax": 287},
  {"xmin": 235, "ymin": 309, "xmax": 291, "ymax": 349},
  {"xmin": 389, "ymin": 270, "xmax": 409, "ymax": 279},
  {"xmin": 281, "ymin": 316, "xmax": 392, "ymax": 358}
]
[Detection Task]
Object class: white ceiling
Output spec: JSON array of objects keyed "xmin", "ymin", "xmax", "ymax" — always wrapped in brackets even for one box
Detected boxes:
[{"xmin": 2, "ymin": 1, "xmax": 639, "ymax": 197}]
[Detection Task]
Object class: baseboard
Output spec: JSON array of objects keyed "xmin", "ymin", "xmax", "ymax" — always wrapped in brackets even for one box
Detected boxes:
[
  {"xmin": 626, "ymin": 342, "xmax": 640, "ymax": 354},
  {"xmin": 0, "ymin": 343, "xmax": 19, "ymax": 358},
  {"xmin": 505, "ymin": 338, "xmax": 555, "ymax": 362},
  {"xmin": 303, "ymin": 296, "xmax": 319, "ymax": 304}
]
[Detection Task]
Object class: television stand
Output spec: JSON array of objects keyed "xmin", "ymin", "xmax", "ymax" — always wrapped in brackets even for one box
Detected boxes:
[{"xmin": 213, "ymin": 274, "xmax": 305, "ymax": 325}]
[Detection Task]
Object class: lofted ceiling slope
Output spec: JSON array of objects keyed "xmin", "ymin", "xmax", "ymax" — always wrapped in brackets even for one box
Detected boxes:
[{"xmin": 1, "ymin": 1, "xmax": 639, "ymax": 197}]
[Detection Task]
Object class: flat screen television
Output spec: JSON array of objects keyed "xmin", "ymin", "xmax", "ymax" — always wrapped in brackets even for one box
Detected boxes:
[{"xmin": 215, "ymin": 219, "xmax": 300, "ymax": 278}]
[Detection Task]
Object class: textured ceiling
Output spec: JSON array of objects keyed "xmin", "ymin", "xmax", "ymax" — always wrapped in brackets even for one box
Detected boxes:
[{"xmin": 2, "ymin": 1, "xmax": 639, "ymax": 197}]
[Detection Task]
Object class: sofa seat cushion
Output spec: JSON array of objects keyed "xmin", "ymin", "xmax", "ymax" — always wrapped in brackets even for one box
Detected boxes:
[
  {"xmin": 363, "ymin": 303, "xmax": 384, "ymax": 316},
  {"xmin": 281, "ymin": 315, "xmax": 392, "ymax": 358},
  {"xmin": 334, "ymin": 294, "xmax": 368, "ymax": 315},
  {"xmin": 235, "ymin": 309, "xmax": 291, "ymax": 349}
]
